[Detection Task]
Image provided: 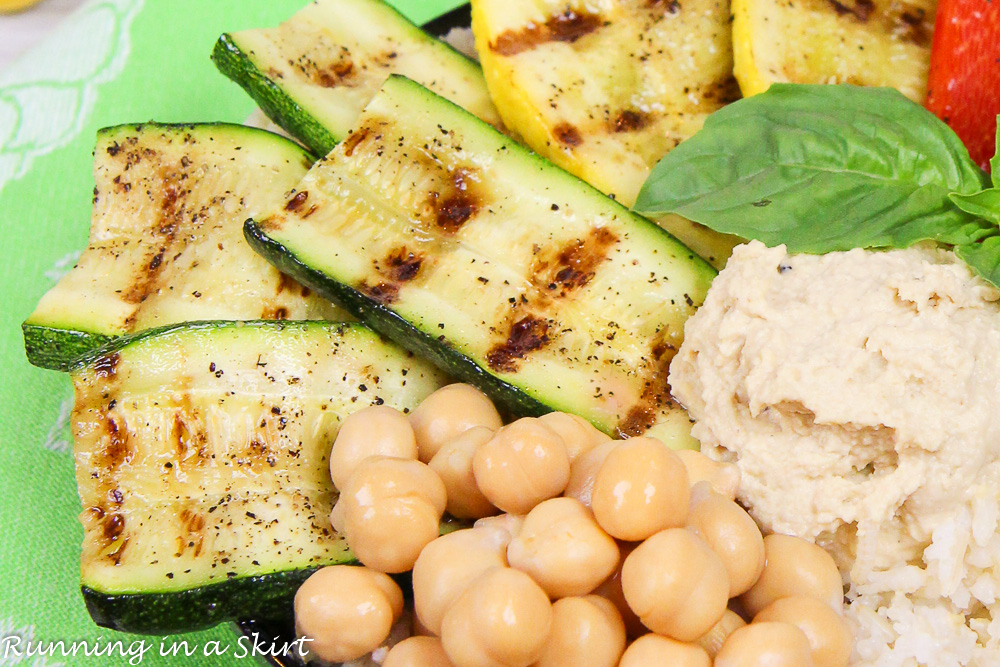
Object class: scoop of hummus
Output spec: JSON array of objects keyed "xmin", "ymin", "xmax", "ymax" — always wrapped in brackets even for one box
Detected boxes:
[{"xmin": 670, "ymin": 241, "xmax": 1000, "ymax": 663}]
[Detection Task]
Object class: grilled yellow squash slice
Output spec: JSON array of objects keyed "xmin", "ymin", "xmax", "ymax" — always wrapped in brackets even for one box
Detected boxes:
[
  {"xmin": 732, "ymin": 0, "xmax": 936, "ymax": 101},
  {"xmin": 470, "ymin": 0, "xmax": 742, "ymax": 268}
]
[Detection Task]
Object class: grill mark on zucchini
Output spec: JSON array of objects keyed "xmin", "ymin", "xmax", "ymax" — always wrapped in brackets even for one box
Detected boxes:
[
  {"xmin": 428, "ymin": 167, "xmax": 482, "ymax": 232},
  {"xmin": 93, "ymin": 352, "xmax": 120, "ymax": 378},
  {"xmin": 537, "ymin": 227, "xmax": 618, "ymax": 294},
  {"xmin": 359, "ymin": 281, "xmax": 401, "ymax": 305},
  {"xmin": 616, "ymin": 333, "xmax": 680, "ymax": 437},
  {"xmin": 342, "ymin": 127, "xmax": 371, "ymax": 157},
  {"xmin": 380, "ymin": 247, "xmax": 424, "ymax": 282},
  {"xmin": 104, "ymin": 417, "xmax": 133, "ymax": 471},
  {"xmin": 121, "ymin": 163, "xmax": 191, "ymax": 306},
  {"xmin": 490, "ymin": 8, "xmax": 604, "ymax": 56},
  {"xmin": 285, "ymin": 190, "xmax": 310, "ymax": 212},
  {"xmin": 486, "ymin": 315, "xmax": 552, "ymax": 372},
  {"xmin": 177, "ymin": 509, "xmax": 207, "ymax": 559},
  {"xmin": 260, "ymin": 306, "xmax": 291, "ymax": 320},
  {"xmin": 487, "ymin": 226, "xmax": 618, "ymax": 371}
]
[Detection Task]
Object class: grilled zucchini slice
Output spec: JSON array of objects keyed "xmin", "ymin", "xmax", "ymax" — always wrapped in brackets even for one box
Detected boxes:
[
  {"xmin": 212, "ymin": 0, "xmax": 502, "ymax": 157},
  {"xmin": 74, "ymin": 320, "xmax": 448, "ymax": 634},
  {"xmin": 732, "ymin": 0, "xmax": 936, "ymax": 101},
  {"xmin": 23, "ymin": 123, "xmax": 344, "ymax": 371},
  {"xmin": 469, "ymin": 0, "xmax": 741, "ymax": 266},
  {"xmin": 245, "ymin": 76, "xmax": 716, "ymax": 446}
]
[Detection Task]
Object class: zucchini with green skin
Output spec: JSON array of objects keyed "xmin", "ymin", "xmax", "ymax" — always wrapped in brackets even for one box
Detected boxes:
[
  {"xmin": 72, "ymin": 320, "xmax": 448, "ymax": 634},
  {"xmin": 23, "ymin": 122, "xmax": 345, "ymax": 371},
  {"xmin": 246, "ymin": 76, "xmax": 716, "ymax": 446},
  {"xmin": 212, "ymin": 0, "xmax": 501, "ymax": 157}
]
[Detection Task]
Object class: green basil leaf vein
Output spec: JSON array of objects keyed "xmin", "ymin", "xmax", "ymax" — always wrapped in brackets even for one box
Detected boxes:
[{"xmin": 634, "ymin": 84, "xmax": 989, "ymax": 253}]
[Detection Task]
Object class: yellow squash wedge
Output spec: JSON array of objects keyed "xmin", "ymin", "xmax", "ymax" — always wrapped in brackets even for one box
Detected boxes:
[
  {"xmin": 732, "ymin": 0, "xmax": 937, "ymax": 101},
  {"xmin": 470, "ymin": 0, "xmax": 742, "ymax": 268}
]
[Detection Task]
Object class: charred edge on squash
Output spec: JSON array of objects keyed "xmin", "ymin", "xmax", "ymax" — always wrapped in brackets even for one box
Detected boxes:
[
  {"xmin": 490, "ymin": 9, "xmax": 604, "ymax": 56},
  {"xmin": 701, "ymin": 74, "xmax": 743, "ymax": 105},
  {"xmin": 611, "ymin": 110, "xmax": 650, "ymax": 133},
  {"xmin": 820, "ymin": 0, "xmax": 932, "ymax": 46},
  {"xmin": 648, "ymin": 0, "xmax": 682, "ymax": 14},
  {"xmin": 553, "ymin": 123, "xmax": 583, "ymax": 147}
]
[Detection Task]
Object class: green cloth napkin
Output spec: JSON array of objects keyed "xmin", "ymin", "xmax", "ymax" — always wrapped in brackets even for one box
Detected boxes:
[{"xmin": 0, "ymin": 1, "xmax": 462, "ymax": 664}]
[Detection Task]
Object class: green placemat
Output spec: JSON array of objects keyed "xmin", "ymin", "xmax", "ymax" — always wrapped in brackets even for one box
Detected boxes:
[{"xmin": 0, "ymin": 1, "xmax": 462, "ymax": 664}]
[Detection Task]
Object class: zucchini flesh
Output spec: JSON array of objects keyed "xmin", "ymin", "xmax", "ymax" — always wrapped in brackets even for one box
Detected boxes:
[
  {"xmin": 732, "ymin": 0, "xmax": 935, "ymax": 101},
  {"xmin": 469, "ymin": 0, "xmax": 742, "ymax": 267},
  {"xmin": 212, "ymin": 0, "xmax": 502, "ymax": 157},
  {"xmin": 72, "ymin": 320, "xmax": 448, "ymax": 633},
  {"xmin": 23, "ymin": 123, "xmax": 345, "ymax": 371},
  {"xmin": 246, "ymin": 76, "xmax": 716, "ymax": 446}
]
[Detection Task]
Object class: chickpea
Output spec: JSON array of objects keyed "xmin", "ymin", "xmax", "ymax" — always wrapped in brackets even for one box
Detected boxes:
[
  {"xmin": 621, "ymin": 528, "xmax": 729, "ymax": 641},
  {"xmin": 741, "ymin": 534, "xmax": 844, "ymax": 617},
  {"xmin": 590, "ymin": 437, "xmax": 689, "ymax": 541},
  {"xmin": 591, "ymin": 540, "xmax": 645, "ymax": 640},
  {"xmin": 537, "ymin": 412, "xmax": 610, "ymax": 462},
  {"xmin": 293, "ymin": 565, "xmax": 404, "ymax": 663},
  {"xmin": 440, "ymin": 567, "xmax": 553, "ymax": 667},
  {"xmin": 507, "ymin": 497, "xmax": 619, "ymax": 599},
  {"xmin": 675, "ymin": 450, "xmax": 741, "ymax": 500},
  {"xmin": 619, "ymin": 634, "xmax": 711, "ymax": 667},
  {"xmin": 429, "ymin": 426, "xmax": 496, "ymax": 519},
  {"xmin": 715, "ymin": 622, "xmax": 815, "ymax": 667},
  {"xmin": 339, "ymin": 456, "xmax": 447, "ymax": 573},
  {"xmin": 755, "ymin": 596, "xmax": 852, "ymax": 667},
  {"xmin": 329, "ymin": 497, "xmax": 346, "ymax": 533},
  {"xmin": 474, "ymin": 512, "xmax": 525, "ymax": 540},
  {"xmin": 328, "ymin": 405, "xmax": 418, "ymax": 489},
  {"xmin": 686, "ymin": 482, "xmax": 765, "ymax": 597},
  {"xmin": 535, "ymin": 596, "xmax": 626, "ymax": 667},
  {"xmin": 563, "ymin": 441, "xmax": 618, "ymax": 508},
  {"xmin": 695, "ymin": 610, "xmax": 747, "ymax": 659},
  {"xmin": 472, "ymin": 418, "xmax": 570, "ymax": 514},
  {"xmin": 383, "ymin": 636, "xmax": 454, "ymax": 667},
  {"xmin": 412, "ymin": 526, "xmax": 510, "ymax": 636},
  {"xmin": 410, "ymin": 384, "xmax": 503, "ymax": 462}
]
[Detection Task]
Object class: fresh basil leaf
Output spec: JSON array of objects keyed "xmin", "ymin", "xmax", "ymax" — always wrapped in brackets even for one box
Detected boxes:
[
  {"xmin": 950, "ymin": 189, "xmax": 1000, "ymax": 226},
  {"xmin": 991, "ymin": 118, "xmax": 1000, "ymax": 187},
  {"xmin": 956, "ymin": 234, "xmax": 1000, "ymax": 290},
  {"xmin": 634, "ymin": 84, "xmax": 989, "ymax": 253}
]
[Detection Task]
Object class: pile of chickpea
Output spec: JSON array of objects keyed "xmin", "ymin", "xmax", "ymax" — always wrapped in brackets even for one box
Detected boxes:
[{"xmin": 294, "ymin": 384, "xmax": 853, "ymax": 667}]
